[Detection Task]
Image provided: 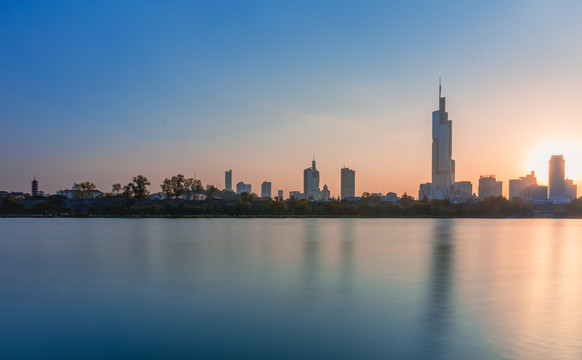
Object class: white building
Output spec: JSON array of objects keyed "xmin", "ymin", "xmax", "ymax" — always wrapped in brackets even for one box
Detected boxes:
[
  {"xmin": 57, "ymin": 183, "xmax": 103, "ymax": 199},
  {"xmin": 303, "ymin": 159, "xmax": 320, "ymax": 200},
  {"xmin": 341, "ymin": 167, "xmax": 355, "ymax": 200}
]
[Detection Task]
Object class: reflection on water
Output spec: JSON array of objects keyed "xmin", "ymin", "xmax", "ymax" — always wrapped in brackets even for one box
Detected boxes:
[
  {"xmin": 423, "ymin": 219, "xmax": 454, "ymax": 359},
  {"xmin": 1, "ymin": 218, "xmax": 582, "ymax": 359}
]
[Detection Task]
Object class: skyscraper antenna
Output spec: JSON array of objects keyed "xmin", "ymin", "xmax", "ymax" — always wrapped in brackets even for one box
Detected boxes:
[{"xmin": 439, "ymin": 77, "xmax": 442, "ymax": 98}]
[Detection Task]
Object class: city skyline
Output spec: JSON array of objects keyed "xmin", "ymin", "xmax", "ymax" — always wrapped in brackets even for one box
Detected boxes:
[{"xmin": 2, "ymin": 1, "xmax": 582, "ymax": 196}]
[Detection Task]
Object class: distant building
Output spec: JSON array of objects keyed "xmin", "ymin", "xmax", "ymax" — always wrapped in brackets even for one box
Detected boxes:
[
  {"xmin": 57, "ymin": 183, "xmax": 103, "ymax": 199},
  {"xmin": 478, "ymin": 175, "xmax": 502, "ymax": 199},
  {"xmin": 149, "ymin": 193, "xmax": 165, "ymax": 200},
  {"xmin": 277, "ymin": 190, "xmax": 284, "ymax": 200},
  {"xmin": 419, "ymin": 183, "xmax": 433, "ymax": 201},
  {"xmin": 340, "ymin": 167, "xmax": 355, "ymax": 200},
  {"xmin": 236, "ymin": 182, "xmax": 251, "ymax": 195},
  {"xmin": 289, "ymin": 191, "xmax": 304, "ymax": 200},
  {"xmin": 0, "ymin": 191, "xmax": 26, "ymax": 199},
  {"xmin": 321, "ymin": 184, "xmax": 330, "ymax": 200},
  {"xmin": 509, "ymin": 171, "xmax": 548, "ymax": 202},
  {"xmin": 225, "ymin": 170, "xmax": 232, "ymax": 191},
  {"xmin": 566, "ymin": 178, "xmax": 577, "ymax": 201},
  {"xmin": 303, "ymin": 158, "xmax": 320, "ymax": 200},
  {"xmin": 382, "ymin": 192, "xmax": 399, "ymax": 202},
  {"xmin": 419, "ymin": 81, "xmax": 456, "ymax": 200},
  {"xmin": 31, "ymin": 177, "xmax": 39, "ymax": 197},
  {"xmin": 453, "ymin": 181, "xmax": 472, "ymax": 197},
  {"xmin": 261, "ymin": 181, "xmax": 272, "ymax": 198},
  {"xmin": 549, "ymin": 155, "xmax": 566, "ymax": 201},
  {"xmin": 548, "ymin": 155, "xmax": 576, "ymax": 202}
]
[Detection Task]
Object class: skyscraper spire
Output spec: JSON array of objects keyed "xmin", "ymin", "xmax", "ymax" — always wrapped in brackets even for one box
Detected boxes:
[{"xmin": 439, "ymin": 77, "xmax": 441, "ymax": 99}]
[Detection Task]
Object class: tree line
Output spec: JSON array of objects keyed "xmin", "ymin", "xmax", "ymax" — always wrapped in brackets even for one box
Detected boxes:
[{"xmin": 4, "ymin": 193, "xmax": 582, "ymax": 218}]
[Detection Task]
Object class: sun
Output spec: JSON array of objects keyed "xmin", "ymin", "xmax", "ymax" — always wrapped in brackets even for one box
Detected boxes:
[{"xmin": 528, "ymin": 139, "xmax": 582, "ymax": 185}]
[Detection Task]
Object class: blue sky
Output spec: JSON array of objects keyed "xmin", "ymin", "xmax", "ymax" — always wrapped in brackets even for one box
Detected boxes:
[{"xmin": 2, "ymin": 0, "xmax": 582, "ymax": 196}]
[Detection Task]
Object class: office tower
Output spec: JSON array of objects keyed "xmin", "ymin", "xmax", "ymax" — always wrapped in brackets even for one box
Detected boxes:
[
  {"xmin": 478, "ymin": 175, "xmax": 502, "ymax": 199},
  {"xmin": 340, "ymin": 167, "xmax": 355, "ymax": 199},
  {"xmin": 261, "ymin": 181, "xmax": 272, "ymax": 198},
  {"xmin": 31, "ymin": 177, "xmax": 39, "ymax": 197},
  {"xmin": 509, "ymin": 171, "xmax": 547, "ymax": 201},
  {"xmin": 225, "ymin": 170, "xmax": 232, "ymax": 191},
  {"xmin": 431, "ymin": 80, "xmax": 455, "ymax": 199},
  {"xmin": 419, "ymin": 81, "xmax": 458, "ymax": 201},
  {"xmin": 236, "ymin": 182, "xmax": 251, "ymax": 195},
  {"xmin": 277, "ymin": 190, "xmax": 283, "ymax": 200},
  {"xmin": 303, "ymin": 158, "xmax": 320, "ymax": 200},
  {"xmin": 549, "ymin": 155, "xmax": 567, "ymax": 201},
  {"xmin": 321, "ymin": 184, "xmax": 330, "ymax": 200}
]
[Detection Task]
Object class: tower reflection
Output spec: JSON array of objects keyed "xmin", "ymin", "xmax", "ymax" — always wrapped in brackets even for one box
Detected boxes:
[{"xmin": 422, "ymin": 219, "xmax": 455, "ymax": 357}]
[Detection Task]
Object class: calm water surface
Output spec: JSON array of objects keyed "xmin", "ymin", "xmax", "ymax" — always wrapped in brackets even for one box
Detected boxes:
[{"xmin": 1, "ymin": 218, "xmax": 582, "ymax": 359}]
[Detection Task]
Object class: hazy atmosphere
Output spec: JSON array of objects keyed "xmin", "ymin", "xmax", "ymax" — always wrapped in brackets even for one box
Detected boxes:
[{"xmin": 2, "ymin": 0, "xmax": 582, "ymax": 196}]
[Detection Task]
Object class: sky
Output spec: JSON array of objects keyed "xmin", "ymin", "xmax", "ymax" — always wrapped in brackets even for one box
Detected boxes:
[{"xmin": 2, "ymin": 0, "xmax": 582, "ymax": 197}]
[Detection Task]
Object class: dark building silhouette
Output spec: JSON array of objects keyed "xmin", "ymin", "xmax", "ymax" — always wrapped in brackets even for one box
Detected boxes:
[{"xmin": 31, "ymin": 177, "xmax": 39, "ymax": 197}]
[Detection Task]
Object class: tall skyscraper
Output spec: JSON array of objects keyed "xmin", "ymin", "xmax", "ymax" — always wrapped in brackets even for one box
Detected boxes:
[
  {"xmin": 341, "ymin": 167, "xmax": 355, "ymax": 199},
  {"xmin": 431, "ymin": 80, "xmax": 455, "ymax": 199},
  {"xmin": 549, "ymin": 155, "xmax": 566, "ymax": 201},
  {"xmin": 303, "ymin": 158, "xmax": 320, "ymax": 200},
  {"xmin": 261, "ymin": 181, "xmax": 272, "ymax": 198},
  {"xmin": 225, "ymin": 170, "xmax": 232, "ymax": 191},
  {"xmin": 419, "ymin": 81, "xmax": 457, "ymax": 201}
]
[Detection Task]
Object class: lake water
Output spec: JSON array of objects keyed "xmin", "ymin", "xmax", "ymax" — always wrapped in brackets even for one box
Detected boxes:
[{"xmin": 1, "ymin": 218, "xmax": 582, "ymax": 359}]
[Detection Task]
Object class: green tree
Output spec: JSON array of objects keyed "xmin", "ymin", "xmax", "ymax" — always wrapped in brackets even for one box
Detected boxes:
[
  {"xmin": 127, "ymin": 175, "xmax": 151, "ymax": 200},
  {"xmin": 75, "ymin": 181, "xmax": 96, "ymax": 199},
  {"xmin": 161, "ymin": 174, "xmax": 199, "ymax": 199},
  {"xmin": 112, "ymin": 183, "xmax": 122, "ymax": 197},
  {"xmin": 399, "ymin": 192, "xmax": 414, "ymax": 207},
  {"xmin": 206, "ymin": 185, "xmax": 218, "ymax": 199}
]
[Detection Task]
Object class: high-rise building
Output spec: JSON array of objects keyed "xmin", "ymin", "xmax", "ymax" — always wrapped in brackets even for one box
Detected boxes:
[
  {"xmin": 549, "ymin": 155, "xmax": 567, "ymax": 201},
  {"xmin": 509, "ymin": 171, "xmax": 547, "ymax": 202},
  {"xmin": 321, "ymin": 184, "xmax": 330, "ymax": 200},
  {"xmin": 303, "ymin": 158, "xmax": 320, "ymax": 200},
  {"xmin": 236, "ymin": 182, "xmax": 251, "ymax": 195},
  {"xmin": 478, "ymin": 175, "xmax": 502, "ymax": 199},
  {"xmin": 340, "ymin": 167, "xmax": 355, "ymax": 200},
  {"xmin": 225, "ymin": 170, "xmax": 232, "ymax": 191},
  {"xmin": 431, "ymin": 81, "xmax": 455, "ymax": 199},
  {"xmin": 419, "ymin": 81, "xmax": 456, "ymax": 200},
  {"xmin": 31, "ymin": 177, "xmax": 39, "ymax": 197},
  {"xmin": 277, "ymin": 190, "xmax": 284, "ymax": 200},
  {"xmin": 261, "ymin": 181, "xmax": 272, "ymax": 198},
  {"xmin": 547, "ymin": 155, "xmax": 577, "ymax": 202}
]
